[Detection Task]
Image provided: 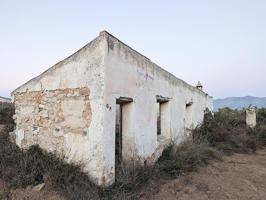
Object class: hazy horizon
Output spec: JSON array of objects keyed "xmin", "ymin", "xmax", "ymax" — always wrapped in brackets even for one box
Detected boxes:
[{"xmin": 1, "ymin": 0, "xmax": 265, "ymax": 98}]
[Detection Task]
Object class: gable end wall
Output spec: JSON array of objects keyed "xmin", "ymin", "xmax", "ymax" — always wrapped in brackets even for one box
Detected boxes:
[{"xmin": 11, "ymin": 34, "xmax": 112, "ymax": 186}]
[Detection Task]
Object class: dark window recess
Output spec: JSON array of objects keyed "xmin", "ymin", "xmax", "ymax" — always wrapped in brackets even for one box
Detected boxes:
[
  {"xmin": 115, "ymin": 104, "xmax": 122, "ymax": 166},
  {"xmin": 156, "ymin": 95, "xmax": 170, "ymax": 136},
  {"xmin": 157, "ymin": 103, "xmax": 162, "ymax": 135}
]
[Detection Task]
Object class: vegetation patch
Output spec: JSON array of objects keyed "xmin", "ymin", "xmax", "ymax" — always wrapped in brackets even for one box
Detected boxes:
[
  {"xmin": 157, "ymin": 142, "xmax": 222, "ymax": 177},
  {"xmin": 192, "ymin": 108, "xmax": 264, "ymax": 154},
  {"xmin": 0, "ymin": 103, "xmax": 14, "ymax": 125}
]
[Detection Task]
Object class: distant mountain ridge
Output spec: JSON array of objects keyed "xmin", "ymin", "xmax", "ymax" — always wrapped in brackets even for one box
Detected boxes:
[
  {"xmin": 0, "ymin": 96, "xmax": 11, "ymax": 103},
  {"xmin": 214, "ymin": 96, "xmax": 266, "ymax": 111}
]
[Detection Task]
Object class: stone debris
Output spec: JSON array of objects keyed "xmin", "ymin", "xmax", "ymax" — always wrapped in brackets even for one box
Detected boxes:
[{"xmin": 32, "ymin": 183, "xmax": 45, "ymax": 191}]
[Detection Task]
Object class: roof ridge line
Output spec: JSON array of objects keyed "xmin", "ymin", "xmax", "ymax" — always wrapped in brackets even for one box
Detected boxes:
[{"xmin": 99, "ymin": 30, "xmax": 150, "ymax": 61}]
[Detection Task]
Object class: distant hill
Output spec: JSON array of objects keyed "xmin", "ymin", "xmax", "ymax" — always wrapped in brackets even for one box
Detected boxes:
[
  {"xmin": 214, "ymin": 96, "xmax": 266, "ymax": 111},
  {"xmin": 0, "ymin": 96, "xmax": 11, "ymax": 103}
]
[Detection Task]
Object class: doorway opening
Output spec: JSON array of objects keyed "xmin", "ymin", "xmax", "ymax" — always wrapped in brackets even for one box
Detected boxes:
[
  {"xmin": 115, "ymin": 103, "xmax": 122, "ymax": 167},
  {"xmin": 156, "ymin": 95, "xmax": 170, "ymax": 139},
  {"xmin": 115, "ymin": 97, "xmax": 133, "ymax": 173},
  {"xmin": 185, "ymin": 101, "xmax": 193, "ymax": 129}
]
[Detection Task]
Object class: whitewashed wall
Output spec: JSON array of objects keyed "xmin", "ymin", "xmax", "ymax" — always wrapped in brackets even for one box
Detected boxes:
[
  {"xmin": 12, "ymin": 35, "xmax": 111, "ymax": 186},
  {"xmin": 102, "ymin": 31, "xmax": 212, "ymax": 181}
]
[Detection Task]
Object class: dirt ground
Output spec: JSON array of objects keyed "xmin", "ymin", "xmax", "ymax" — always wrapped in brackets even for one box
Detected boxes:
[
  {"xmin": 142, "ymin": 148, "xmax": 266, "ymax": 200},
  {"xmin": 0, "ymin": 181, "xmax": 64, "ymax": 200},
  {"xmin": 1, "ymin": 148, "xmax": 266, "ymax": 200}
]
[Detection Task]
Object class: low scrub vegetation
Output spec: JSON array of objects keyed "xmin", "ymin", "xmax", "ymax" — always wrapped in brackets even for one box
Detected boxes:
[
  {"xmin": 0, "ymin": 107, "xmax": 266, "ymax": 199},
  {"xmin": 0, "ymin": 126, "xmax": 100, "ymax": 200},
  {"xmin": 0, "ymin": 103, "xmax": 14, "ymax": 125},
  {"xmin": 256, "ymin": 108, "xmax": 266, "ymax": 145},
  {"xmin": 257, "ymin": 108, "xmax": 266, "ymax": 125},
  {"xmin": 193, "ymin": 108, "xmax": 266, "ymax": 154},
  {"xmin": 156, "ymin": 141, "xmax": 222, "ymax": 180}
]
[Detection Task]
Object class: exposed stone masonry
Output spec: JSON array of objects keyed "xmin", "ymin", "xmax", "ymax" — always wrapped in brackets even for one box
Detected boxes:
[{"xmin": 13, "ymin": 87, "xmax": 91, "ymax": 157}]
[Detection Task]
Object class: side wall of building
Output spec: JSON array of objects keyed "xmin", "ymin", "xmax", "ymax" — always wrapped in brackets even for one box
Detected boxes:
[
  {"xmin": 101, "ymin": 32, "xmax": 213, "ymax": 181},
  {"xmin": 11, "ymin": 35, "xmax": 110, "ymax": 186}
]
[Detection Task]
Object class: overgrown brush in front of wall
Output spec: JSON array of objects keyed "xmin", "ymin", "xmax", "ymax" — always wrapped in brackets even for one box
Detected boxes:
[
  {"xmin": 0, "ymin": 125, "xmax": 157, "ymax": 200},
  {"xmin": 0, "ymin": 126, "xmax": 100, "ymax": 200},
  {"xmin": 1, "ymin": 108, "xmax": 266, "ymax": 200},
  {"xmin": 156, "ymin": 141, "xmax": 222, "ymax": 177},
  {"xmin": 0, "ymin": 127, "xmax": 223, "ymax": 200},
  {"xmin": 100, "ymin": 163, "xmax": 156, "ymax": 199}
]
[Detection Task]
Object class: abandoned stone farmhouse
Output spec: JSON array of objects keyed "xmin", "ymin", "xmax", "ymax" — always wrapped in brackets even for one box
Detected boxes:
[{"xmin": 11, "ymin": 31, "xmax": 213, "ymax": 186}]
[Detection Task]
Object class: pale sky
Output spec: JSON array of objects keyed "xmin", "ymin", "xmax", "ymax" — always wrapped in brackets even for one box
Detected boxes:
[{"xmin": 1, "ymin": 0, "xmax": 265, "ymax": 98}]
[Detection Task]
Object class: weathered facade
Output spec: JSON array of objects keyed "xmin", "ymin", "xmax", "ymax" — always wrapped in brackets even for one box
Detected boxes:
[{"xmin": 11, "ymin": 31, "xmax": 213, "ymax": 186}]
